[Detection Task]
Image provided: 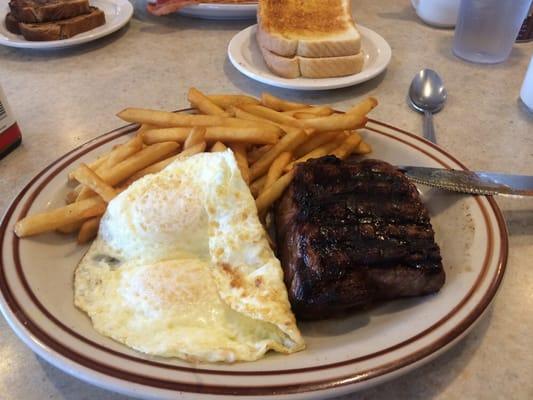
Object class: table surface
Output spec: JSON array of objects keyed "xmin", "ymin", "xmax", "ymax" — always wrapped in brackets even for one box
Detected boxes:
[{"xmin": 1, "ymin": 0, "xmax": 532, "ymax": 399}]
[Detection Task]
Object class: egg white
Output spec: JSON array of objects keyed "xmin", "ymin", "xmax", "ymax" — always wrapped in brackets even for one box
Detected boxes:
[{"xmin": 74, "ymin": 150, "xmax": 304, "ymax": 362}]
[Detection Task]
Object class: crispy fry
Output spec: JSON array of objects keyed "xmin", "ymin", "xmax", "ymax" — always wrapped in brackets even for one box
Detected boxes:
[
  {"xmin": 354, "ymin": 140, "xmax": 372, "ymax": 154},
  {"xmin": 250, "ymin": 129, "xmax": 307, "ymax": 180},
  {"xmin": 14, "ymin": 197, "xmax": 106, "ymax": 237},
  {"xmin": 255, "ymin": 170, "xmax": 294, "ymax": 216},
  {"xmin": 117, "ymin": 108, "xmax": 281, "ymax": 136},
  {"xmin": 230, "ymin": 143, "xmax": 250, "ymax": 184},
  {"xmin": 239, "ymin": 104, "xmax": 304, "ymax": 128},
  {"xmin": 72, "ymin": 164, "xmax": 117, "ymax": 202},
  {"xmin": 127, "ymin": 141, "xmax": 205, "ymax": 182},
  {"xmin": 285, "ymin": 139, "xmax": 344, "ymax": 172},
  {"xmin": 207, "ymin": 94, "xmax": 260, "ymax": 109},
  {"xmin": 77, "ymin": 217, "xmax": 101, "ymax": 244},
  {"xmin": 210, "ymin": 141, "xmax": 227, "ymax": 152},
  {"xmin": 98, "ymin": 135, "xmax": 143, "ymax": 172},
  {"xmin": 347, "ymin": 97, "xmax": 378, "ymax": 117},
  {"xmin": 299, "ymin": 113, "xmax": 367, "ymax": 133},
  {"xmin": 263, "ymin": 152, "xmax": 292, "ymax": 192},
  {"xmin": 331, "ymin": 132, "xmax": 363, "ymax": 159},
  {"xmin": 56, "ymin": 220, "xmax": 85, "ymax": 234},
  {"xmin": 184, "ymin": 127, "xmax": 206, "ymax": 149},
  {"xmin": 261, "ymin": 93, "xmax": 309, "ymax": 111},
  {"xmin": 283, "ymin": 106, "xmax": 335, "ymax": 117},
  {"xmin": 232, "ymin": 107, "xmax": 301, "ymax": 136},
  {"xmin": 250, "ymin": 175, "xmax": 267, "ymax": 198},
  {"xmin": 294, "ymin": 131, "xmax": 340, "ymax": 158},
  {"xmin": 188, "ymin": 87, "xmax": 228, "ymax": 116},
  {"xmin": 206, "ymin": 126, "xmax": 278, "ymax": 145},
  {"xmin": 143, "ymin": 127, "xmax": 194, "ymax": 144},
  {"xmin": 98, "ymin": 142, "xmax": 180, "ymax": 186},
  {"xmin": 293, "ymin": 112, "xmax": 322, "ymax": 119},
  {"xmin": 248, "ymin": 144, "xmax": 272, "ymax": 164}
]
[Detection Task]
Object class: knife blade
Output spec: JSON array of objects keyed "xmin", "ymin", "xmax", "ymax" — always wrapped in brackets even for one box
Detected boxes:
[{"xmin": 398, "ymin": 166, "xmax": 533, "ymax": 196}]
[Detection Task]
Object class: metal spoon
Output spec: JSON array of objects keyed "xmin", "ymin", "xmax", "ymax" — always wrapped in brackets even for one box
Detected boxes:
[{"xmin": 408, "ymin": 69, "xmax": 447, "ymax": 144}]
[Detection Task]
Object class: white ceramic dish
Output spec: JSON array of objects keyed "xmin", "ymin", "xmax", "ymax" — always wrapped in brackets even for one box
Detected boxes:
[
  {"xmin": 0, "ymin": 116, "xmax": 507, "ymax": 399},
  {"xmin": 228, "ymin": 24, "xmax": 392, "ymax": 91},
  {"xmin": 0, "ymin": 0, "xmax": 133, "ymax": 49},
  {"xmin": 176, "ymin": 2, "xmax": 256, "ymax": 20}
]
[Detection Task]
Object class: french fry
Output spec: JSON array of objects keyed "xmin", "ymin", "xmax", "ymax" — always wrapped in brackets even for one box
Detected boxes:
[
  {"xmin": 353, "ymin": 140, "xmax": 372, "ymax": 154},
  {"xmin": 77, "ymin": 217, "xmax": 101, "ymax": 244},
  {"xmin": 347, "ymin": 97, "xmax": 378, "ymax": 117},
  {"xmin": 248, "ymin": 144, "xmax": 272, "ymax": 164},
  {"xmin": 230, "ymin": 143, "xmax": 250, "ymax": 184},
  {"xmin": 250, "ymin": 175, "xmax": 267, "ymax": 198},
  {"xmin": 255, "ymin": 170, "xmax": 294, "ymax": 216},
  {"xmin": 184, "ymin": 127, "xmax": 206, "ymax": 149},
  {"xmin": 239, "ymin": 104, "xmax": 304, "ymax": 128},
  {"xmin": 282, "ymin": 106, "xmax": 335, "ymax": 117},
  {"xmin": 127, "ymin": 141, "xmax": 205, "ymax": 182},
  {"xmin": 232, "ymin": 107, "xmax": 301, "ymax": 136},
  {"xmin": 68, "ymin": 152, "xmax": 109, "ymax": 182},
  {"xmin": 261, "ymin": 93, "xmax": 309, "ymax": 111},
  {"xmin": 205, "ymin": 126, "xmax": 278, "ymax": 145},
  {"xmin": 98, "ymin": 135, "xmax": 143, "ymax": 172},
  {"xmin": 72, "ymin": 164, "xmax": 117, "ymax": 203},
  {"xmin": 143, "ymin": 127, "xmax": 194, "ymax": 144},
  {"xmin": 117, "ymin": 108, "xmax": 281, "ymax": 136},
  {"xmin": 207, "ymin": 94, "xmax": 260, "ymax": 109},
  {"xmin": 98, "ymin": 142, "xmax": 180, "ymax": 186},
  {"xmin": 76, "ymin": 186, "xmax": 97, "ymax": 202},
  {"xmin": 293, "ymin": 112, "xmax": 323, "ymax": 119},
  {"xmin": 263, "ymin": 152, "xmax": 292, "ymax": 192},
  {"xmin": 14, "ymin": 197, "xmax": 106, "ymax": 237},
  {"xmin": 331, "ymin": 133, "xmax": 363, "ymax": 159},
  {"xmin": 299, "ymin": 113, "xmax": 367, "ymax": 133},
  {"xmin": 188, "ymin": 88, "xmax": 228, "ymax": 116},
  {"xmin": 56, "ymin": 220, "xmax": 85, "ymax": 234},
  {"xmin": 250, "ymin": 129, "xmax": 307, "ymax": 180},
  {"xmin": 285, "ymin": 139, "xmax": 344, "ymax": 172},
  {"xmin": 210, "ymin": 141, "xmax": 227, "ymax": 152},
  {"xmin": 294, "ymin": 131, "xmax": 340, "ymax": 158}
]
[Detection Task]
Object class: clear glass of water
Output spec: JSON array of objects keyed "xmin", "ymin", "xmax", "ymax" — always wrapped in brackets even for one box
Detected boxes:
[{"xmin": 453, "ymin": 0, "xmax": 533, "ymax": 63}]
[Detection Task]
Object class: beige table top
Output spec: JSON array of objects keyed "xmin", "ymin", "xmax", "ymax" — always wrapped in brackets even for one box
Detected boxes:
[{"xmin": 1, "ymin": 0, "xmax": 533, "ymax": 399}]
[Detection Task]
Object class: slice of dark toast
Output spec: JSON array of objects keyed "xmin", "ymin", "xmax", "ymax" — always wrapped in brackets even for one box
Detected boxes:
[
  {"xmin": 8, "ymin": 0, "xmax": 91, "ymax": 23},
  {"xmin": 5, "ymin": 13, "xmax": 21, "ymax": 34},
  {"xmin": 16, "ymin": 6, "xmax": 105, "ymax": 41}
]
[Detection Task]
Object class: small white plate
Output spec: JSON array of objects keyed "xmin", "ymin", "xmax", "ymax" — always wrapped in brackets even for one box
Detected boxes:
[
  {"xmin": 177, "ymin": 2, "xmax": 256, "ymax": 20},
  {"xmin": 0, "ymin": 115, "xmax": 507, "ymax": 399},
  {"xmin": 0, "ymin": 0, "xmax": 134, "ymax": 49},
  {"xmin": 228, "ymin": 24, "xmax": 392, "ymax": 91}
]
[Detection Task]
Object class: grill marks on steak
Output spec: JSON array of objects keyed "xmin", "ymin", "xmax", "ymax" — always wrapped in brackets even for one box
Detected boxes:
[{"xmin": 275, "ymin": 157, "xmax": 445, "ymax": 319}]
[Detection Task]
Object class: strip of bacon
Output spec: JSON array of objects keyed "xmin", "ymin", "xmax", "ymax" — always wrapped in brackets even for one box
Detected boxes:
[{"xmin": 147, "ymin": 0, "xmax": 197, "ymax": 16}]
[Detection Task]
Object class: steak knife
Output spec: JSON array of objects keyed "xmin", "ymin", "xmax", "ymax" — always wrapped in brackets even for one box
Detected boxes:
[{"xmin": 398, "ymin": 166, "xmax": 533, "ymax": 196}]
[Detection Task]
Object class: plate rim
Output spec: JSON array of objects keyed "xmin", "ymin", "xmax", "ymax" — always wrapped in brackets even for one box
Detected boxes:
[
  {"xmin": 0, "ymin": 116, "xmax": 508, "ymax": 397},
  {"xmin": 0, "ymin": 0, "xmax": 134, "ymax": 49},
  {"xmin": 227, "ymin": 24, "xmax": 392, "ymax": 91}
]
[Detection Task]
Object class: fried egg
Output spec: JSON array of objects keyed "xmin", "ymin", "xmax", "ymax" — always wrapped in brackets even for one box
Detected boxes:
[{"xmin": 74, "ymin": 150, "xmax": 305, "ymax": 362}]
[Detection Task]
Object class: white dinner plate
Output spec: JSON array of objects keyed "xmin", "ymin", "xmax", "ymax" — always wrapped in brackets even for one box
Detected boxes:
[
  {"xmin": 0, "ymin": 0, "xmax": 134, "ymax": 49},
  {"xmin": 176, "ymin": 2, "xmax": 256, "ymax": 20},
  {"xmin": 0, "ymin": 116, "xmax": 507, "ymax": 399},
  {"xmin": 228, "ymin": 24, "xmax": 392, "ymax": 90}
]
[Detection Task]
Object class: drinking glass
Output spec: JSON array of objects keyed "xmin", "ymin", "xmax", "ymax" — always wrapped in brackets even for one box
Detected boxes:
[{"xmin": 453, "ymin": 0, "xmax": 533, "ymax": 63}]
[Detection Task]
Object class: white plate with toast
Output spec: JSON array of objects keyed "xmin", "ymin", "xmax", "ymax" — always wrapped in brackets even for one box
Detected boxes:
[
  {"xmin": 176, "ymin": 2, "xmax": 257, "ymax": 20},
  {"xmin": 0, "ymin": 115, "xmax": 507, "ymax": 399},
  {"xmin": 228, "ymin": 24, "xmax": 392, "ymax": 91},
  {"xmin": 0, "ymin": 0, "xmax": 133, "ymax": 49}
]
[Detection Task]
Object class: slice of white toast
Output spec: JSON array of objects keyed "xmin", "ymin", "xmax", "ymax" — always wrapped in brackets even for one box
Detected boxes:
[
  {"xmin": 257, "ymin": 0, "xmax": 361, "ymax": 58},
  {"xmin": 260, "ymin": 45, "xmax": 365, "ymax": 79}
]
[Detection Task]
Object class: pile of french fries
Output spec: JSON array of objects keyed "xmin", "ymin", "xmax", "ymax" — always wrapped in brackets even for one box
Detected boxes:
[{"xmin": 14, "ymin": 89, "xmax": 377, "ymax": 244}]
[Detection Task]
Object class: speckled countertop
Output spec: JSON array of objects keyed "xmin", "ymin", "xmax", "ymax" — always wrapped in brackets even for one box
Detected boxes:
[{"xmin": 1, "ymin": 0, "xmax": 532, "ymax": 399}]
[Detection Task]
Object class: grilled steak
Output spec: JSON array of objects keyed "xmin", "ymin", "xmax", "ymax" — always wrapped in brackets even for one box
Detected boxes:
[{"xmin": 275, "ymin": 157, "xmax": 444, "ymax": 320}]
